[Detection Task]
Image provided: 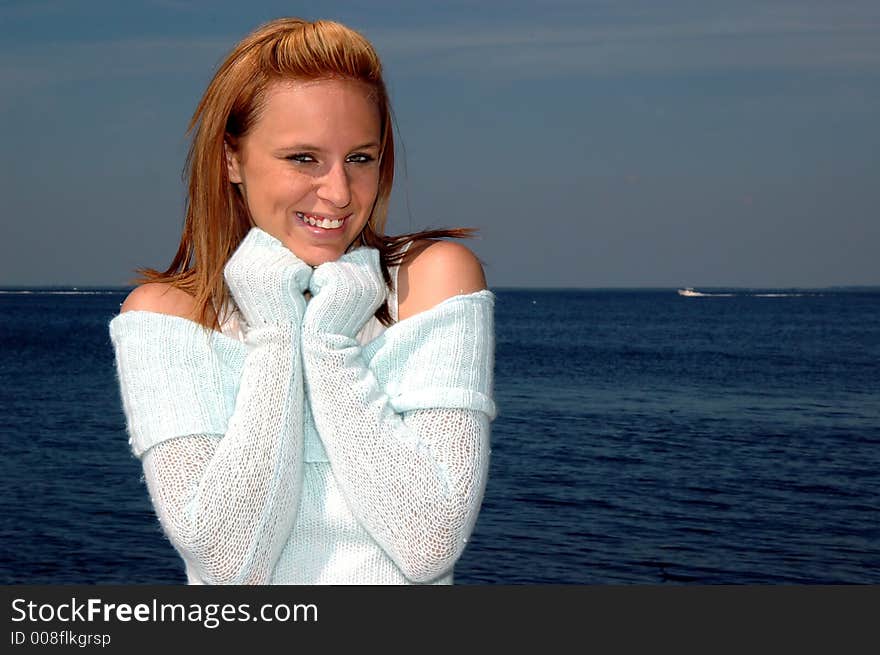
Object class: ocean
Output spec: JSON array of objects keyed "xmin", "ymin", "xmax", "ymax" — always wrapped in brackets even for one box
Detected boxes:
[{"xmin": 1, "ymin": 288, "xmax": 878, "ymax": 584}]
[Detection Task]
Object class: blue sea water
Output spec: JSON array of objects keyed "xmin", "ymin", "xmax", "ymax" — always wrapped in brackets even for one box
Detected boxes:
[{"xmin": 0, "ymin": 288, "xmax": 878, "ymax": 584}]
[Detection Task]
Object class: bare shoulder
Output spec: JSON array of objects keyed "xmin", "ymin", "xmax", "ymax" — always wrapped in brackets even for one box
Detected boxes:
[
  {"xmin": 119, "ymin": 282, "xmax": 197, "ymax": 320},
  {"xmin": 397, "ymin": 239, "xmax": 487, "ymax": 321}
]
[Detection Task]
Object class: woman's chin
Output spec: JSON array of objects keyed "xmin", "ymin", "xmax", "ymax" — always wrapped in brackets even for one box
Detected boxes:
[
  {"xmin": 290, "ymin": 244, "xmax": 347, "ymax": 268},
  {"xmin": 265, "ymin": 222, "xmax": 365, "ymax": 266}
]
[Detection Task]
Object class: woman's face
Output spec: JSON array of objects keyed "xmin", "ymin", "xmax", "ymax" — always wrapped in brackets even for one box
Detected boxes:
[{"xmin": 226, "ymin": 78, "xmax": 382, "ymax": 266}]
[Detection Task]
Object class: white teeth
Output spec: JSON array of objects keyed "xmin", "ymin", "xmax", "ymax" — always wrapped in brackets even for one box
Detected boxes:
[{"xmin": 297, "ymin": 212, "xmax": 343, "ymax": 229}]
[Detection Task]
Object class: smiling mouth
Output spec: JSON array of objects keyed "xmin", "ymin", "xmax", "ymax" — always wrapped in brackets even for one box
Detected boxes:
[{"xmin": 296, "ymin": 212, "xmax": 348, "ymax": 229}]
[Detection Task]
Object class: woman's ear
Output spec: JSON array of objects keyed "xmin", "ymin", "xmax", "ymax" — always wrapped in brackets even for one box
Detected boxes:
[{"xmin": 225, "ymin": 141, "xmax": 242, "ymax": 183}]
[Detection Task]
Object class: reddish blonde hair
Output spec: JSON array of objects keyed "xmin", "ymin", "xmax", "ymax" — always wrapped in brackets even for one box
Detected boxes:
[{"xmin": 138, "ymin": 18, "xmax": 472, "ymax": 328}]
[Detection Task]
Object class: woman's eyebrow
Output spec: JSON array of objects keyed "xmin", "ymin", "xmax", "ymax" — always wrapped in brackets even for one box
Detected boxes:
[
  {"xmin": 277, "ymin": 143, "xmax": 323, "ymax": 152},
  {"xmin": 277, "ymin": 141, "xmax": 380, "ymax": 151}
]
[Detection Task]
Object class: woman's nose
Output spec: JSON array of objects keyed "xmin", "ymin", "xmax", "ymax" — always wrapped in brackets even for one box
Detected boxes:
[{"xmin": 315, "ymin": 161, "xmax": 352, "ymax": 208}]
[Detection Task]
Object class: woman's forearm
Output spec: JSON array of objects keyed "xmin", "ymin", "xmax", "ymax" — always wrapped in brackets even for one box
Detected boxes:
[
  {"xmin": 138, "ymin": 228, "xmax": 312, "ymax": 584},
  {"xmin": 142, "ymin": 322, "xmax": 304, "ymax": 584},
  {"xmin": 302, "ymin": 329, "xmax": 490, "ymax": 583}
]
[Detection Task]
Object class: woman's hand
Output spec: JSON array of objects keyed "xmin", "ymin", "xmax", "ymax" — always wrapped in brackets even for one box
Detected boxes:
[
  {"xmin": 305, "ymin": 247, "xmax": 387, "ymax": 337},
  {"xmin": 223, "ymin": 227, "xmax": 313, "ymax": 329}
]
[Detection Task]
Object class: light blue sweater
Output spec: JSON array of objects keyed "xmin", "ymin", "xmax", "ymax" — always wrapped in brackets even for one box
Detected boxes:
[{"xmin": 109, "ymin": 288, "xmax": 495, "ymax": 584}]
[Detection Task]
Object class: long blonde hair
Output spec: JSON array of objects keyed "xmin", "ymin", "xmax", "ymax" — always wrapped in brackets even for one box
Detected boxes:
[{"xmin": 138, "ymin": 18, "xmax": 471, "ymax": 328}]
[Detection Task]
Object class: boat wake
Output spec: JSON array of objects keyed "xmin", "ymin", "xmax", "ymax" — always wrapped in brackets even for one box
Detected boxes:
[
  {"xmin": 677, "ymin": 288, "xmax": 816, "ymax": 298},
  {"xmin": 677, "ymin": 288, "xmax": 733, "ymax": 297}
]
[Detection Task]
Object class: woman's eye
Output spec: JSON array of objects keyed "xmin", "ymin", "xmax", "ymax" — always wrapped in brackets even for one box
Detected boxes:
[
  {"xmin": 347, "ymin": 153, "xmax": 375, "ymax": 164},
  {"xmin": 287, "ymin": 153, "xmax": 316, "ymax": 163}
]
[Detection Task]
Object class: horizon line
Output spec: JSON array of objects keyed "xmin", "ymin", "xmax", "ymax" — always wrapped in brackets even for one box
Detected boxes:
[{"xmin": 2, "ymin": 284, "xmax": 879, "ymax": 292}]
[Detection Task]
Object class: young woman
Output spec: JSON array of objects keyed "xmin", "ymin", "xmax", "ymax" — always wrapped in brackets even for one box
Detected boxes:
[{"xmin": 109, "ymin": 18, "xmax": 496, "ymax": 584}]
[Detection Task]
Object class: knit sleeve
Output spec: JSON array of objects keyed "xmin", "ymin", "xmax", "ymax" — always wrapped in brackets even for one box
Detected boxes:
[
  {"xmin": 109, "ymin": 227, "xmax": 310, "ymax": 585},
  {"xmin": 302, "ymin": 268, "xmax": 496, "ymax": 583},
  {"xmin": 362, "ymin": 291, "xmax": 497, "ymax": 418}
]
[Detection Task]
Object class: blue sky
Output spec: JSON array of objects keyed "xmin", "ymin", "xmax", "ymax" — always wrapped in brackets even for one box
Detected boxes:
[{"xmin": 1, "ymin": 0, "xmax": 878, "ymax": 288}]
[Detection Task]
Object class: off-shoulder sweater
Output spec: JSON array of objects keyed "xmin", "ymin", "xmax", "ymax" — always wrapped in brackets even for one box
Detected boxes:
[{"xmin": 109, "ymin": 283, "xmax": 495, "ymax": 585}]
